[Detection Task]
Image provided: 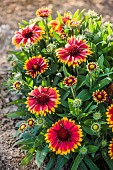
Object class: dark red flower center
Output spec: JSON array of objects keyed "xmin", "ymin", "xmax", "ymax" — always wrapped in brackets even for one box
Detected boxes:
[
  {"xmin": 37, "ymin": 93, "xmax": 50, "ymax": 105},
  {"xmin": 32, "ymin": 64, "xmax": 40, "ymax": 71},
  {"xmin": 57, "ymin": 127, "xmax": 70, "ymax": 141},
  {"xmin": 23, "ymin": 31, "xmax": 33, "ymax": 38},
  {"xmin": 70, "ymin": 46, "xmax": 80, "ymax": 56},
  {"xmin": 88, "ymin": 64, "xmax": 96, "ymax": 70}
]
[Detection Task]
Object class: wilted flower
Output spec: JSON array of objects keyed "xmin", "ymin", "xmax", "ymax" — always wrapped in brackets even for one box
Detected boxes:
[
  {"xmin": 92, "ymin": 90, "xmax": 107, "ymax": 103},
  {"xmin": 36, "ymin": 7, "xmax": 52, "ymax": 18},
  {"xmin": 12, "ymin": 24, "xmax": 43, "ymax": 47},
  {"xmin": 63, "ymin": 75, "xmax": 77, "ymax": 86},
  {"xmin": 45, "ymin": 117, "xmax": 83, "ymax": 155},
  {"xmin": 24, "ymin": 55, "xmax": 48, "ymax": 78},
  {"xmin": 26, "ymin": 86, "xmax": 60, "ymax": 116},
  {"xmin": 56, "ymin": 37, "xmax": 92, "ymax": 68},
  {"xmin": 108, "ymin": 139, "xmax": 113, "ymax": 159}
]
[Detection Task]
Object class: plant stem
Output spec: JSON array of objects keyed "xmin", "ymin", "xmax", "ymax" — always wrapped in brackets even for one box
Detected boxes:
[
  {"xmin": 90, "ymin": 72, "xmax": 92, "ymax": 89},
  {"xmin": 71, "ymin": 86, "xmax": 76, "ymax": 99}
]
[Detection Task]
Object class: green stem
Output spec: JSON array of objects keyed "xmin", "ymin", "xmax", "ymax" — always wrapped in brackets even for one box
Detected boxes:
[
  {"xmin": 71, "ymin": 86, "xmax": 76, "ymax": 99},
  {"xmin": 90, "ymin": 72, "xmax": 92, "ymax": 89},
  {"xmin": 43, "ymin": 19, "xmax": 49, "ymax": 44}
]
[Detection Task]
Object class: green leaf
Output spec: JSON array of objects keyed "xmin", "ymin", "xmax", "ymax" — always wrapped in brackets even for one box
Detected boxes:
[
  {"xmin": 97, "ymin": 54, "xmax": 104, "ymax": 69},
  {"xmin": 79, "ymin": 161, "xmax": 88, "ymax": 170},
  {"xmin": 91, "ymin": 77, "xmax": 112, "ymax": 92},
  {"xmin": 7, "ymin": 110, "xmax": 26, "ymax": 118},
  {"xmin": 54, "ymin": 155, "xmax": 67, "ymax": 170},
  {"xmin": 71, "ymin": 154, "xmax": 83, "ymax": 170},
  {"xmin": 73, "ymin": 9, "xmax": 79, "ymax": 18},
  {"xmin": 45, "ymin": 155, "xmax": 55, "ymax": 170},
  {"xmin": 57, "ymin": 12, "xmax": 63, "ymax": 24},
  {"xmin": 84, "ymin": 155, "xmax": 99, "ymax": 170},
  {"xmin": 8, "ymin": 98, "xmax": 26, "ymax": 105},
  {"xmin": 35, "ymin": 145, "xmax": 49, "ymax": 168},
  {"xmin": 102, "ymin": 151, "xmax": 113, "ymax": 170},
  {"xmin": 77, "ymin": 89, "xmax": 91, "ymax": 101},
  {"xmin": 14, "ymin": 138, "xmax": 34, "ymax": 146},
  {"xmin": 82, "ymin": 125, "xmax": 93, "ymax": 135},
  {"xmin": 63, "ymin": 65, "xmax": 70, "ymax": 77},
  {"xmin": 20, "ymin": 153, "xmax": 33, "ymax": 165},
  {"xmin": 52, "ymin": 73, "xmax": 62, "ymax": 86},
  {"xmin": 87, "ymin": 145, "xmax": 99, "ymax": 153}
]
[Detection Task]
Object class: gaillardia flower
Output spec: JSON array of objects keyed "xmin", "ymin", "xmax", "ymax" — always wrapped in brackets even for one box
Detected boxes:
[
  {"xmin": 87, "ymin": 62, "xmax": 98, "ymax": 72},
  {"xmin": 36, "ymin": 7, "xmax": 52, "ymax": 17},
  {"xmin": 45, "ymin": 117, "xmax": 83, "ymax": 155},
  {"xmin": 27, "ymin": 118, "xmax": 35, "ymax": 127},
  {"xmin": 26, "ymin": 86, "xmax": 60, "ymax": 116},
  {"xmin": 19, "ymin": 123, "xmax": 27, "ymax": 132},
  {"xmin": 106, "ymin": 104, "xmax": 113, "ymax": 131},
  {"xmin": 56, "ymin": 37, "xmax": 92, "ymax": 68},
  {"xmin": 92, "ymin": 90, "xmax": 107, "ymax": 103},
  {"xmin": 13, "ymin": 81, "xmax": 22, "ymax": 90},
  {"xmin": 24, "ymin": 55, "xmax": 48, "ymax": 78},
  {"xmin": 108, "ymin": 139, "xmax": 113, "ymax": 159},
  {"xmin": 63, "ymin": 75, "xmax": 77, "ymax": 86},
  {"xmin": 12, "ymin": 24, "xmax": 43, "ymax": 47}
]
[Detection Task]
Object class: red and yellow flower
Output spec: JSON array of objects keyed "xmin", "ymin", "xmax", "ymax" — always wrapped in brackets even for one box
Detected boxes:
[
  {"xmin": 36, "ymin": 7, "xmax": 52, "ymax": 17},
  {"xmin": 45, "ymin": 117, "xmax": 83, "ymax": 155},
  {"xmin": 108, "ymin": 139, "xmax": 113, "ymax": 159},
  {"xmin": 19, "ymin": 123, "xmax": 27, "ymax": 132},
  {"xmin": 13, "ymin": 81, "xmax": 22, "ymax": 90},
  {"xmin": 56, "ymin": 37, "xmax": 92, "ymax": 68},
  {"xmin": 92, "ymin": 90, "xmax": 107, "ymax": 103},
  {"xmin": 87, "ymin": 62, "xmax": 98, "ymax": 72},
  {"xmin": 24, "ymin": 55, "xmax": 48, "ymax": 78},
  {"xmin": 106, "ymin": 104, "xmax": 113, "ymax": 131},
  {"xmin": 26, "ymin": 86, "xmax": 60, "ymax": 116},
  {"xmin": 49, "ymin": 20, "xmax": 63, "ymax": 34},
  {"xmin": 12, "ymin": 24, "xmax": 43, "ymax": 47},
  {"xmin": 62, "ymin": 12, "xmax": 72, "ymax": 24},
  {"xmin": 63, "ymin": 75, "xmax": 77, "ymax": 86},
  {"xmin": 27, "ymin": 118, "xmax": 35, "ymax": 127}
]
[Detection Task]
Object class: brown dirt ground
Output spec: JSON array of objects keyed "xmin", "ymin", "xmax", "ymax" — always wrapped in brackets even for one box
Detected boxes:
[{"xmin": 0, "ymin": 0, "xmax": 113, "ymax": 169}]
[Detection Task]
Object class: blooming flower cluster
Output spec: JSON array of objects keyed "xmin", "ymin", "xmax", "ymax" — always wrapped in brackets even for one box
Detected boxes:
[{"xmin": 7, "ymin": 7, "xmax": 113, "ymax": 169}]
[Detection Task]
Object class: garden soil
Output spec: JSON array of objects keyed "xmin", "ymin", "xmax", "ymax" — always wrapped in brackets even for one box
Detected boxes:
[{"xmin": 0, "ymin": 0, "xmax": 113, "ymax": 169}]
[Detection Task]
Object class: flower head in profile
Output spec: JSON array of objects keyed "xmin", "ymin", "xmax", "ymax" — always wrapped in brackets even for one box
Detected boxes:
[
  {"xmin": 92, "ymin": 90, "xmax": 107, "ymax": 103},
  {"xmin": 27, "ymin": 118, "xmax": 35, "ymax": 127},
  {"xmin": 45, "ymin": 117, "xmax": 83, "ymax": 155},
  {"xmin": 106, "ymin": 104, "xmax": 113, "ymax": 132},
  {"xmin": 26, "ymin": 86, "xmax": 60, "ymax": 116},
  {"xmin": 63, "ymin": 75, "xmax": 77, "ymax": 86},
  {"xmin": 49, "ymin": 20, "xmax": 63, "ymax": 34},
  {"xmin": 87, "ymin": 62, "xmax": 98, "ymax": 72},
  {"xmin": 24, "ymin": 55, "xmax": 48, "ymax": 78},
  {"xmin": 62, "ymin": 12, "xmax": 72, "ymax": 24},
  {"xmin": 13, "ymin": 81, "xmax": 22, "ymax": 90},
  {"xmin": 56, "ymin": 37, "xmax": 92, "ymax": 68},
  {"xmin": 12, "ymin": 24, "xmax": 43, "ymax": 47},
  {"xmin": 19, "ymin": 123, "xmax": 27, "ymax": 132},
  {"xmin": 108, "ymin": 139, "xmax": 113, "ymax": 159},
  {"xmin": 36, "ymin": 7, "xmax": 52, "ymax": 17}
]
